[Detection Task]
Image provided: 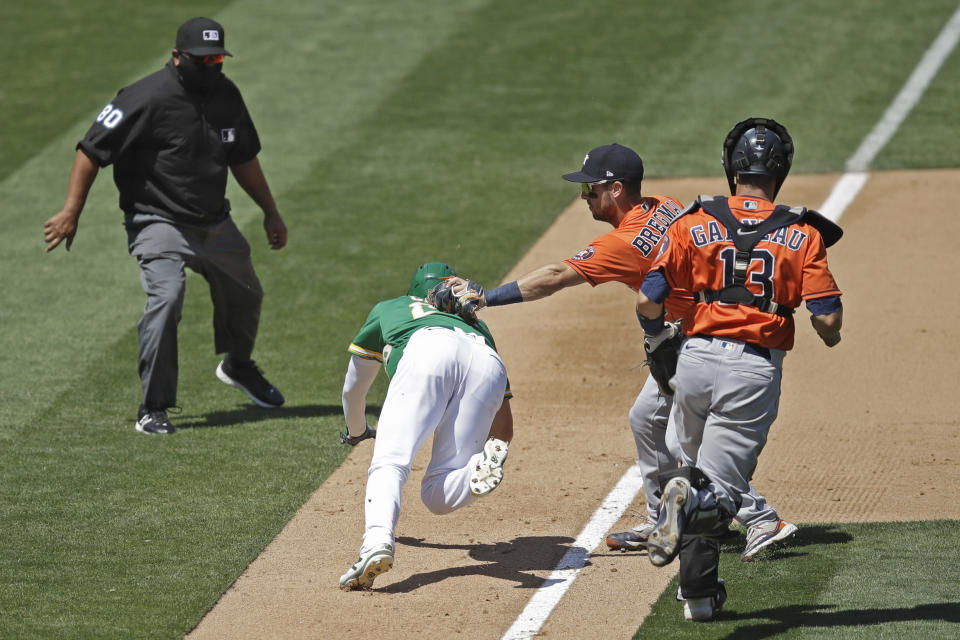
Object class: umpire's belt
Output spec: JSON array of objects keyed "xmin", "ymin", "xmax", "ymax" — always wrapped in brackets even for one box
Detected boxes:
[{"xmin": 692, "ymin": 334, "xmax": 771, "ymax": 360}]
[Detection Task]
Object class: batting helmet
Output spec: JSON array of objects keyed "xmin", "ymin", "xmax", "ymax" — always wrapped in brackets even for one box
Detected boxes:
[
  {"xmin": 408, "ymin": 262, "xmax": 456, "ymax": 298},
  {"xmin": 722, "ymin": 117, "xmax": 794, "ymax": 198}
]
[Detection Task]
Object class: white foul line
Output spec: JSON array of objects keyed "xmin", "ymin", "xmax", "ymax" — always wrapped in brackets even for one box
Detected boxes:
[
  {"xmin": 501, "ymin": 5, "xmax": 960, "ymax": 639},
  {"xmin": 500, "ymin": 465, "xmax": 645, "ymax": 640},
  {"xmin": 820, "ymin": 3, "xmax": 960, "ymax": 222}
]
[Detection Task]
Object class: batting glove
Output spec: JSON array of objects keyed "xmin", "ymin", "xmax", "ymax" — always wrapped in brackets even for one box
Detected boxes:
[{"xmin": 340, "ymin": 424, "xmax": 376, "ymax": 446}]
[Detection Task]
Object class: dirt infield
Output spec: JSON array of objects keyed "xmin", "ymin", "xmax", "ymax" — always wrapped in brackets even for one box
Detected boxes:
[{"xmin": 187, "ymin": 170, "xmax": 960, "ymax": 639}]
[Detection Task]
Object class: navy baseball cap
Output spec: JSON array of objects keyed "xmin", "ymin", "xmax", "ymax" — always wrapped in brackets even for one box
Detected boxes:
[
  {"xmin": 562, "ymin": 143, "xmax": 644, "ymax": 183},
  {"xmin": 176, "ymin": 17, "xmax": 232, "ymax": 57}
]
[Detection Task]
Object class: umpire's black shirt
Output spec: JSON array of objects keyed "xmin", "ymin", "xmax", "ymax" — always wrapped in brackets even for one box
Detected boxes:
[{"xmin": 78, "ymin": 60, "xmax": 261, "ymax": 226}]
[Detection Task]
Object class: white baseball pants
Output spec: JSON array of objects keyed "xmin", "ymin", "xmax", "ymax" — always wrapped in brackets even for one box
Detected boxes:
[{"xmin": 360, "ymin": 327, "xmax": 507, "ymax": 554}]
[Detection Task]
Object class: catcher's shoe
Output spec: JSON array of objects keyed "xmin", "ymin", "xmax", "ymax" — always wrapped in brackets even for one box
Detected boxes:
[
  {"xmin": 647, "ymin": 477, "xmax": 690, "ymax": 567},
  {"xmin": 216, "ymin": 356, "xmax": 285, "ymax": 408},
  {"xmin": 741, "ymin": 519, "xmax": 798, "ymax": 562},
  {"xmin": 679, "ymin": 579, "xmax": 727, "ymax": 622},
  {"xmin": 339, "ymin": 543, "xmax": 394, "ymax": 591},
  {"xmin": 606, "ymin": 518, "xmax": 656, "ymax": 551},
  {"xmin": 469, "ymin": 437, "xmax": 509, "ymax": 496}
]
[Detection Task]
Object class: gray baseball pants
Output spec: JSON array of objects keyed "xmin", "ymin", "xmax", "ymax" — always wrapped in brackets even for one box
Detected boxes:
[
  {"xmin": 668, "ymin": 335, "xmax": 785, "ymax": 517},
  {"xmin": 631, "ymin": 372, "xmax": 784, "ymax": 527},
  {"xmin": 126, "ymin": 216, "xmax": 263, "ymax": 410}
]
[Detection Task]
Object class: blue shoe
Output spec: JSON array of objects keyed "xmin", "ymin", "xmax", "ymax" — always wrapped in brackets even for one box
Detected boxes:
[{"xmin": 216, "ymin": 357, "xmax": 284, "ymax": 408}]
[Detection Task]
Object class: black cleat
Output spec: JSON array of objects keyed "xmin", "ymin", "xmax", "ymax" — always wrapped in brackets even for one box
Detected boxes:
[
  {"xmin": 606, "ymin": 519, "xmax": 655, "ymax": 551},
  {"xmin": 216, "ymin": 356, "xmax": 285, "ymax": 408},
  {"xmin": 135, "ymin": 406, "xmax": 176, "ymax": 435}
]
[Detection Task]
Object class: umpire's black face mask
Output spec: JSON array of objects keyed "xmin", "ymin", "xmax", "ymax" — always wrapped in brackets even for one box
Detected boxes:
[{"xmin": 176, "ymin": 53, "xmax": 223, "ymax": 93}]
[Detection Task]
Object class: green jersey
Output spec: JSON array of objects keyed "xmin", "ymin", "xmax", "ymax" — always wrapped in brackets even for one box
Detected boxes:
[{"xmin": 348, "ymin": 296, "xmax": 501, "ymax": 379}]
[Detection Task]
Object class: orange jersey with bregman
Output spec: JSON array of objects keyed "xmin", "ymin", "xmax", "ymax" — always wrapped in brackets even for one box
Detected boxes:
[
  {"xmin": 653, "ymin": 195, "xmax": 841, "ymax": 350},
  {"xmin": 563, "ymin": 195, "xmax": 694, "ymax": 324}
]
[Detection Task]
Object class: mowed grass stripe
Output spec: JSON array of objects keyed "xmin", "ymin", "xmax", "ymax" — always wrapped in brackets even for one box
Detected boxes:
[
  {"xmin": 0, "ymin": 0, "xmax": 235, "ymax": 182},
  {"xmin": 0, "ymin": 0, "xmax": 489, "ymax": 431},
  {"xmin": 637, "ymin": 522, "xmax": 960, "ymax": 638},
  {"xmin": 2, "ymin": 0, "xmax": 960, "ymax": 638},
  {"xmin": 1, "ymin": 3, "xmax": 499, "ymax": 638}
]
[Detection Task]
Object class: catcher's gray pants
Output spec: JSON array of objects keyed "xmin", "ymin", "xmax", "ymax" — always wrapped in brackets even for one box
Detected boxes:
[
  {"xmin": 631, "ymin": 374, "xmax": 783, "ymax": 527},
  {"xmin": 667, "ymin": 335, "xmax": 785, "ymax": 518},
  {"xmin": 126, "ymin": 217, "xmax": 263, "ymax": 410}
]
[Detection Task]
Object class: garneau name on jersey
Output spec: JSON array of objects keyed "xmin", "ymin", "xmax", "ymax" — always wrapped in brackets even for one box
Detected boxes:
[
  {"xmin": 631, "ymin": 200, "xmax": 684, "ymax": 257},
  {"xmin": 689, "ymin": 218, "xmax": 808, "ymax": 252}
]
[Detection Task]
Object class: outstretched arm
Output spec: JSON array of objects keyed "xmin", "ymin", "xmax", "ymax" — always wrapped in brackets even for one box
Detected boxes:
[
  {"xmin": 453, "ymin": 262, "xmax": 586, "ymax": 307},
  {"xmin": 230, "ymin": 156, "xmax": 287, "ymax": 250},
  {"xmin": 44, "ymin": 150, "xmax": 99, "ymax": 252},
  {"xmin": 512, "ymin": 262, "xmax": 586, "ymax": 302}
]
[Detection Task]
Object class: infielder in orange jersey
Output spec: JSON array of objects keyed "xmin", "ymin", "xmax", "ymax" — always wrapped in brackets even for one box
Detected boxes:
[
  {"xmin": 448, "ymin": 143, "xmax": 795, "ymax": 559},
  {"xmin": 637, "ymin": 118, "xmax": 843, "ymax": 622}
]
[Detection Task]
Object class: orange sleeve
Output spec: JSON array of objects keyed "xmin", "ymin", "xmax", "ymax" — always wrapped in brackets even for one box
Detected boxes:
[
  {"xmin": 801, "ymin": 231, "xmax": 842, "ymax": 300},
  {"xmin": 563, "ymin": 232, "xmax": 647, "ymax": 290}
]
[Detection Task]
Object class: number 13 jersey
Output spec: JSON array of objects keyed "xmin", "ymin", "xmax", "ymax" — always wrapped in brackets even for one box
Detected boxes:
[{"xmin": 653, "ymin": 195, "xmax": 842, "ymax": 351}]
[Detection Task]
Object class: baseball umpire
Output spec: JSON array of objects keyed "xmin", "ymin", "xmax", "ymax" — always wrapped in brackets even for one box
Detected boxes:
[
  {"xmin": 638, "ymin": 117, "xmax": 843, "ymax": 621},
  {"xmin": 337, "ymin": 262, "xmax": 513, "ymax": 590},
  {"xmin": 448, "ymin": 143, "xmax": 795, "ymax": 560},
  {"xmin": 43, "ymin": 18, "xmax": 287, "ymax": 434}
]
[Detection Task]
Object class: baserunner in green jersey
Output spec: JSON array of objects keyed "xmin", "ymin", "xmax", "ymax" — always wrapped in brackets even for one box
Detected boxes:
[{"xmin": 338, "ymin": 262, "xmax": 514, "ymax": 591}]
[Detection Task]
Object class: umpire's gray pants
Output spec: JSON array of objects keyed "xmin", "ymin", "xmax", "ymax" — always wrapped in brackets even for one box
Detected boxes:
[
  {"xmin": 127, "ymin": 217, "xmax": 263, "ymax": 409},
  {"xmin": 668, "ymin": 335, "xmax": 785, "ymax": 517}
]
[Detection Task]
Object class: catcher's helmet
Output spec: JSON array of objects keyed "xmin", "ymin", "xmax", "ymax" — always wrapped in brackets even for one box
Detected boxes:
[
  {"xmin": 408, "ymin": 262, "xmax": 456, "ymax": 298},
  {"xmin": 722, "ymin": 117, "xmax": 793, "ymax": 198}
]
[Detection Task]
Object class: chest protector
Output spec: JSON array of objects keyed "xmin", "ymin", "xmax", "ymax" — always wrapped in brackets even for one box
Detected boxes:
[{"xmin": 691, "ymin": 195, "xmax": 841, "ymax": 317}]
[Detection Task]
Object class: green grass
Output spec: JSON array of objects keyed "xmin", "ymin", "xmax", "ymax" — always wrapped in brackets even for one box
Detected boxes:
[
  {"xmin": 638, "ymin": 521, "xmax": 960, "ymax": 638},
  {"xmin": 2, "ymin": 0, "xmax": 959, "ymax": 637}
]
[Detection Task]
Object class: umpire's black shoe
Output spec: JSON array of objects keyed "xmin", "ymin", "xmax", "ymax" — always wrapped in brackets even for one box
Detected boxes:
[
  {"xmin": 216, "ymin": 356, "xmax": 285, "ymax": 408},
  {"xmin": 135, "ymin": 406, "xmax": 176, "ymax": 435}
]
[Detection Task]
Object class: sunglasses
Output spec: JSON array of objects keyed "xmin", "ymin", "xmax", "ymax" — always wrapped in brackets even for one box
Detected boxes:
[
  {"xmin": 581, "ymin": 180, "xmax": 613, "ymax": 198},
  {"xmin": 182, "ymin": 52, "xmax": 225, "ymax": 65}
]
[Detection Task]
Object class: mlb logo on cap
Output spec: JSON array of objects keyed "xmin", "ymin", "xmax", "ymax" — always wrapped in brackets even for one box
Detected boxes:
[
  {"xmin": 176, "ymin": 17, "xmax": 232, "ymax": 57},
  {"xmin": 562, "ymin": 143, "xmax": 644, "ymax": 184}
]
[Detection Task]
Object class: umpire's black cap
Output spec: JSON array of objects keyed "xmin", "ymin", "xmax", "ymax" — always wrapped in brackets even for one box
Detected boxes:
[
  {"xmin": 176, "ymin": 17, "xmax": 232, "ymax": 57},
  {"xmin": 562, "ymin": 143, "xmax": 644, "ymax": 183}
]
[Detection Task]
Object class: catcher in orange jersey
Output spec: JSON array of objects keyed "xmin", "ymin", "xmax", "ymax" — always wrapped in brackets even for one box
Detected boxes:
[
  {"xmin": 637, "ymin": 117, "xmax": 843, "ymax": 622},
  {"xmin": 448, "ymin": 143, "xmax": 794, "ymax": 558}
]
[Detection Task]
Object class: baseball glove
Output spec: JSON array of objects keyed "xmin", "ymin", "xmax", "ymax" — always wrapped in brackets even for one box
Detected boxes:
[
  {"xmin": 428, "ymin": 279, "xmax": 484, "ymax": 324},
  {"xmin": 340, "ymin": 424, "xmax": 376, "ymax": 446},
  {"xmin": 643, "ymin": 320, "xmax": 684, "ymax": 396}
]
